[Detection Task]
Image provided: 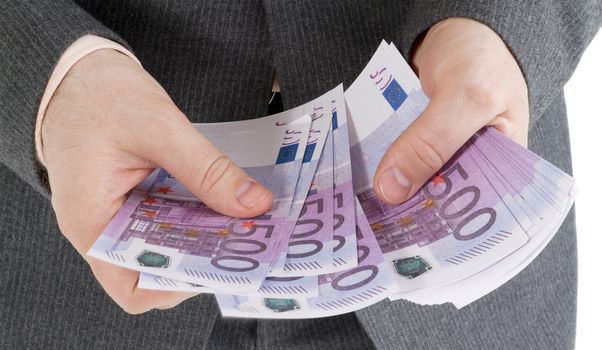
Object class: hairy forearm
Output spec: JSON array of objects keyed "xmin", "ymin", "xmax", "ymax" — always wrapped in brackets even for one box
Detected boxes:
[{"xmin": 0, "ymin": 0, "xmax": 127, "ymax": 194}]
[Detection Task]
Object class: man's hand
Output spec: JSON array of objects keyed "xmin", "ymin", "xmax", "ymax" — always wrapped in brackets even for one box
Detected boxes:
[
  {"xmin": 42, "ymin": 49, "xmax": 273, "ymax": 314},
  {"xmin": 374, "ymin": 18, "xmax": 530, "ymax": 205}
]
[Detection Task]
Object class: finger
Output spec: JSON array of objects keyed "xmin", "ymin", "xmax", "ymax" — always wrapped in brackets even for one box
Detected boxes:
[
  {"xmin": 89, "ymin": 258, "xmax": 198, "ymax": 314},
  {"xmin": 47, "ymin": 149, "xmax": 143, "ymax": 256},
  {"xmin": 374, "ymin": 88, "xmax": 497, "ymax": 204},
  {"xmin": 135, "ymin": 115, "xmax": 273, "ymax": 218},
  {"xmin": 489, "ymin": 92, "xmax": 530, "ymax": 147}
]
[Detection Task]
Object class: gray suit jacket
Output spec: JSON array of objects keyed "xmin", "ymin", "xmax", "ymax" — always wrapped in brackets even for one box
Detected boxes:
[{"xmin": 1, "ymin": 1, "xmax": 600, "ymax": 349}]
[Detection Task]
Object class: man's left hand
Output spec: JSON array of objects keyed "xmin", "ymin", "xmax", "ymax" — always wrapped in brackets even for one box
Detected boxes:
[{"xmin": 374, "ymin": 17, "xmax": 530, "ymax": 205}]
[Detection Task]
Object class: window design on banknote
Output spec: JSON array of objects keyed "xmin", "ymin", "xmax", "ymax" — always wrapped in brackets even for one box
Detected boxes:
[
  {"xmin": 358, "ymin": 190, "xmax": 452, "ymax": 253},
  {"xmin": 119, "ymin": 196, "xmax": 273, "ymax": 267}
]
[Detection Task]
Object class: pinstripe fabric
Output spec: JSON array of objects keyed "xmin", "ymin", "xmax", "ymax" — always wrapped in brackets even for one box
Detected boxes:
[
  {"xmin": 1, "ymin": 0, "xmax": 600, "ymax": 349},
  {"xmin": 355, "ymin": 96, "xmax": 579, "ymax": 349}
]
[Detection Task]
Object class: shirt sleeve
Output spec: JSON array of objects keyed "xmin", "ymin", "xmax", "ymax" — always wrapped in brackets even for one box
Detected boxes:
[
  {"xmin": 34, "ymin": 35, "xmax": 141, "ymax": 167},
  {"xmin": 0, "ymin": 0, "xmax": 133, "ymax": 196}
]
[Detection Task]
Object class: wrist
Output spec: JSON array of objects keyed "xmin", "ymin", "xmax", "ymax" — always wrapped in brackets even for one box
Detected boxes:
[
  {"xmin": 41, "ymin": 49, "xmax": 137, "ymax": 161},
  {"xmin": 35, "ymin": 36, "xmax": 140, "ymax": 168},
  {"xmin": 412, "ymin": 17, "xmax": 504, "ymax": 68}
]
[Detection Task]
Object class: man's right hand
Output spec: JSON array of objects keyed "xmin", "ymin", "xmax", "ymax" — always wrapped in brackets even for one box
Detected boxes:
[{"xmin": 42, "ymin": 49, "xmax": 273, "ymax": 314}]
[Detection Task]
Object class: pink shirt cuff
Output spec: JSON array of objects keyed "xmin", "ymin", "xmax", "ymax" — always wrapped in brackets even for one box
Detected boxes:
[{"xmin": 35, "ymin": 35, "xmax": 140, "ymax": 167}]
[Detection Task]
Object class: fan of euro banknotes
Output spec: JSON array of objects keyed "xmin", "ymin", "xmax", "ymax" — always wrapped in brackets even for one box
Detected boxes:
[{"xmin": 88, "ymin": 41, "xmax": 576, "ymax": 319}]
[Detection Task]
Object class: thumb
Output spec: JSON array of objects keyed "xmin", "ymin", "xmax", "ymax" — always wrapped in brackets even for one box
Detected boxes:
[
  {"xmin": 138, "ymin": 116, "xmax": 273, "ymax": 218},
  {"xmin": 374, "ymin": 89, "xmax": 494, "ymax": 204}
]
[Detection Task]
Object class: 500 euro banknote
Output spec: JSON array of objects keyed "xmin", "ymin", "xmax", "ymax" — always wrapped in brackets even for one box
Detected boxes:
[{"xmin": 88, "ymin": 113, "xmax": 312, "ymax": 293}]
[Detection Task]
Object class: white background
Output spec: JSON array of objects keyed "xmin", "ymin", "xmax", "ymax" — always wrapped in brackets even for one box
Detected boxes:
[{"xmin": 566, "ymin": 29, "xmax": 602, "ymax": 350}]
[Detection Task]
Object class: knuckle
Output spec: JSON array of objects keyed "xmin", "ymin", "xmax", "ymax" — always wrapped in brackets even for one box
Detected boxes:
[
  {"xmin": 118, "ymin": 299, "xmax": 147, "ymax": 315},
  {"xmin": 194, "ymin": 154, "xmax": 234, "ymax": 196},
  {"xmin": 90, "ymin": 266, "xmax": 150, "ymax": 315},
  {"xmin": 407, "ymin": 132, "xmax": 446, "ymax": 174},
  {"xmin": 154, "ymin": 103, "xmax": 187, "ymax": 126},
  {"xmin": 51, "ymin": 199, "xmax": 79, "ymax": 239},
  {"xmin": 51, "ymin": 204, "xmax": 69, "ymax": 234},
  {"xmin": 54, "ymin": 214, "xmax": 73, "ymax": 238},
  {"xmin": 130, "ymin": 106, "xmax": 184, "ymax": 153},
  {"xmin": 112, "ymin": 292, "xmax": 150, "ymax": 315},
  {"xmin": 459, "ymin": 84, "xmax": 499, "ymax": 114}
]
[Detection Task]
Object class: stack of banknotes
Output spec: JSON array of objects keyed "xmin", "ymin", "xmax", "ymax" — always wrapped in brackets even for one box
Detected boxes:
[{"xmin": 89, "ymin": 41, "xmax": 576, "ymax": 319}]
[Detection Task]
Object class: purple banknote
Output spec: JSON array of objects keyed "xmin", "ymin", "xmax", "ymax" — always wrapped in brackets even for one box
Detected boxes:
[
  {"xmin": 216, "ymin": 199, "xmax": 396, "ymax": 318},
  {"xmin": 89, "ymin": 114, "xmax": 312, "ymax": 293}
]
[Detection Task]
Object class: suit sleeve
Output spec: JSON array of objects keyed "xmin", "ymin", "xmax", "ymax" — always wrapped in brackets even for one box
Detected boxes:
[
  {"xmin": 0, "ymin": 0, "xmax": 129, "ymax": 196},
  {"xmin": 395, "ymin": 1, "xmax": 602, "ymax": 127}
]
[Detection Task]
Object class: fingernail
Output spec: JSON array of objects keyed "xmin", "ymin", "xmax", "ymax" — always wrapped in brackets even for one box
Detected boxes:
[
  {"xmin": 236, "ymin": 180, "xmax": 270, "ymax": 208},
  {"xmin": 378, "ymin": 167, "xmax": 411, "ymax": 204}
]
